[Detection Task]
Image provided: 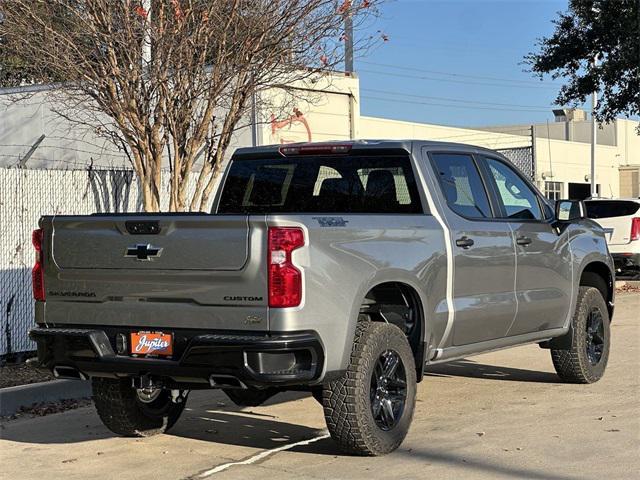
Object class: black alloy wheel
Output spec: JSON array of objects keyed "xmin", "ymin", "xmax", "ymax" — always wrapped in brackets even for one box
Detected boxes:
[
  {"xmin": 585, "ymin": 308, "xmax": 605, "ymax": 365},
  {"xmin": 370, "ymin": 349, "xmax": 407, "ymax": 431}
]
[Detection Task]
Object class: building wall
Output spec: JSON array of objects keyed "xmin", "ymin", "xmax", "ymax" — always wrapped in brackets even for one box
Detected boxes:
[
  {"xmin": 533, "ymin": 137, "xmax": 621, "ymax": 199},
  {"xmin": 477, "ymin": 119, "xmax": 619, "ymax": 146},
  {"xmin": 258, "ymin": 74, "xmax": 358, "ymax": 146},
  {"xmin": 358, "ymin": 116, "xmax": 531, "ymax": 150},
  {"xmin": 617, "ymin": 119, "xmax": 640, "ymax": 167},
  {"xmin": 619, "ymin": 166, "xmax": 640, "ymax": 198},
  {"xmin": 0, "ymin": 72, "xmax": 360, "ymax": 169},
  {"xmin": 0, "ymin": 89, "xmax": 129, "ymax": 169},
  {"xmin": 360, "ymin": 115, "xmax": 640, "ymax": 199},
  {"xmin": 0, "ymin": 89, "xmax": 254, "ymax": 169}
]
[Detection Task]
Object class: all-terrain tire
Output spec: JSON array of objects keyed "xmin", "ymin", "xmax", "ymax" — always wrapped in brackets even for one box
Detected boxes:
[
  {"xmin": 92, "ymin": 378, "xmax": 187, "ymax": 437},
  {"xmin": 551, "ymin": 286, "xmax": 611, "ymax": 383},
  {"xmin": 322, "ymin": 322, "xmax": 417, "ymax": 456},
  {"xmin": 223, "ymin": 388, "xmax": 278, "ymax": 407}
]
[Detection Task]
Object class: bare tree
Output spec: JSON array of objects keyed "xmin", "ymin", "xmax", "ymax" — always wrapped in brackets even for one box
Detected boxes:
[{"xmin": 0, "ymin": 0, "xmax": 381, "ymax": 211}]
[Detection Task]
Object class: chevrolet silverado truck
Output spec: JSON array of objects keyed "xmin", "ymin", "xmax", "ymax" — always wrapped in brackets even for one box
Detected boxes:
[{"xmin": 29, "ymin": 140, "xmax": 615, "ymax": 455}]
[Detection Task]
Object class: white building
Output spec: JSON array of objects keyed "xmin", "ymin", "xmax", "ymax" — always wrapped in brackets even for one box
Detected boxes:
[
  {"xmin": 1, "ymin": 74, "xmax": 639, "ymax": 200},
  {"xmin": 472, "ymin": 109, "xmax": 640, "ymax": 200}
]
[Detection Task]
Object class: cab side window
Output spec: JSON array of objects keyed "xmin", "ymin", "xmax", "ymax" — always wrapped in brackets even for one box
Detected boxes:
[
  {"xmin": 484, "ymin": 157, "xmax": 543, "ymax": 220},
  {"xmin": 431, "ymin": 153, "xmax": 492, "ymax": 219}
]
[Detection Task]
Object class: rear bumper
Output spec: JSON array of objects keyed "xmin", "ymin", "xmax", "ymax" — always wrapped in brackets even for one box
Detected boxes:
[
  {"xmin": 29, "ymin": 326, "xmax": 324, "ymax": 389},
  {"xmin": 611, "ymin": 253, "xmax": 640, "ymax": 275}
]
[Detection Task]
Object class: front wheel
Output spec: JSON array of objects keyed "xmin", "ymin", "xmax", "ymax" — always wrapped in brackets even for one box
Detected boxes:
[
  {"xmin": 322, "ymin": 322, "xmax": 417, "ymax": 456},
  {"xmin": 92, "ymin": 378, "xmax": 187, "ymax": 437},
  {"xmin": 551, "ymin": 286, "xmax": 611, "ymax": 383}
]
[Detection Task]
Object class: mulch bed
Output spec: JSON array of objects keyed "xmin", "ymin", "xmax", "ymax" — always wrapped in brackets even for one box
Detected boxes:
[
  {"xmin": 1, "ymin": 398, "xmax": 92, "ymax": 422},
  {"xmin": 616, "ymin": 284, "xmax": 640, "ymax": 294},
  {"xmin": 0, "ymin": 362, "xmax": 54, "ymax": 389}
]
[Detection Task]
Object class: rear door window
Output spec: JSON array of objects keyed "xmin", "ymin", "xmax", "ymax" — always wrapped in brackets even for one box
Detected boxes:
[
  {"xmin": 217, "ymin": 155, "xmax": 423, "ymax": 214},
  {"xmin": 430, "ymin": 153, "xmax": 492, "ymax": 219},
  {"xmin": 585, "ymin": 201, "xmax": 640, "ymax": 218}
]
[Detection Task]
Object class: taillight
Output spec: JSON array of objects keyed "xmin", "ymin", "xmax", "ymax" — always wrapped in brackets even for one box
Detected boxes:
[
  {"xmin": 631, "ymin": 218, "xmax": 640, "ymax": 241},
  {"xmin": 32, "ymin": 228, "xmax": 45, "ymax": 301},
  {"xmin": 268, "ymin": 227, "xmax": 304, "ymax": 308}
]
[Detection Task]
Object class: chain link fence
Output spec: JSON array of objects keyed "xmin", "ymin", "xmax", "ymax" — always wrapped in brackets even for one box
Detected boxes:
[
  {"xmin": 496, "ymin": 146, "xmax": 535, "ymax": 181},
  {"xmin": 0, "ymin": 166, "xmax": 207, "ymax": 359}
]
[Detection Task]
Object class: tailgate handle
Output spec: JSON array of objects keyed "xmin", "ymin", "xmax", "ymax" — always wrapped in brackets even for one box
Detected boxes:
[{"xmin": 125, "ymin": 221, "xmax": 160, "ymax": 235}]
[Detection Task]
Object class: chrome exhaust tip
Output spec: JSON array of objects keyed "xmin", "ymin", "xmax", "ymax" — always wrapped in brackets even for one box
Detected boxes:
[
  {"xmin": 52, "ymin": 366, "xmax": 87, "ymax": 380},
  {"xmin": 209, "ymin": 374, "xmax": 247, "ymax": 389}
]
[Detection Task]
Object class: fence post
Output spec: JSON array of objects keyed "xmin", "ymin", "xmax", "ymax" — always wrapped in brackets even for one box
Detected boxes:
[{"xmin": 18, "ymin": 134, "xmax": 46, "ymax": 168}]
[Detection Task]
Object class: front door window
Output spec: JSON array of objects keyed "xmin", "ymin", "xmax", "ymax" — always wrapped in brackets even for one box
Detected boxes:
[{"xmin": 484, "ymin": 158, "xmax": 542, "ymax": 220}]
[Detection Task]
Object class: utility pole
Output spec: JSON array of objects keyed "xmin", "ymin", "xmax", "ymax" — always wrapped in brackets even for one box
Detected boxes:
[
  {"xmin": 344, "ymin": 11, "xmax": 354, "ymax": 72},
  {"xmin": 590, "ymin": 54, "xmax": 599, "ymax": 198},
  {"xmin": 18, "ymin": 134, "xmax": 46, "ymax": 168}
]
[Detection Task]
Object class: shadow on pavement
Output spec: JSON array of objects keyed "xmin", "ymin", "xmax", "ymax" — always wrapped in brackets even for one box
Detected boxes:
[
  {"xmin": 0, "ymin": 389, "xmax": 339, "ymax": 454},
  {"xmin": 168, "ymin": 390, "xmax": 333, "ymax": 451},
  {"xmin": 424, "ymin": 359, "xmax": 561, "ymax": 383}
]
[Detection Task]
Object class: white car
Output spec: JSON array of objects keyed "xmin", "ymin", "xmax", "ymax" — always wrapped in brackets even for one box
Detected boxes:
[{"xmin": 585, "ymin": 198, "xmax": 640, "ymax": 279}]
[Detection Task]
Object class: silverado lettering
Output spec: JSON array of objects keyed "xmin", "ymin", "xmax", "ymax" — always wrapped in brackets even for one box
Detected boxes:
[{"xmin": 48, "ymin": 291, "xmax": 97, "ymax": 298}]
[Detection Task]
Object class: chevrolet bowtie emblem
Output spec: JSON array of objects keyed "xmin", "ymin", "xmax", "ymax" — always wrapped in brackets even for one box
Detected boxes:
[{"xmin": 125, "ymin": 243, "xmax": 162, "ymax": 261}]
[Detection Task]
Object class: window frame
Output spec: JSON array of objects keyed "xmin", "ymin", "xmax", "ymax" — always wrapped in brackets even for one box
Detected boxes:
[
  {"xmin": 427, "ymin": 151, "xmax": 498, "ymax": 221},
  {"xmin": 544, "ymin": 181, "xmax": 563, "ymax": 202}
]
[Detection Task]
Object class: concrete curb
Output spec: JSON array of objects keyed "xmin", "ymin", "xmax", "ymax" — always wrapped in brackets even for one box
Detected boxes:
[{"xmin": 0, "ymin": 379, "xmax": 91, "ymax": 416}]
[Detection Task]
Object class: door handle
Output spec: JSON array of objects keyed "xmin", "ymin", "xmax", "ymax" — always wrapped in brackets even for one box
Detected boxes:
[
  {"xmin": 516, "ymin": 236, "xmax": 532, "ymax": 246},
  {"xmin": 455, "ymin": 236, "xmax": 474, "ymax": 249}
]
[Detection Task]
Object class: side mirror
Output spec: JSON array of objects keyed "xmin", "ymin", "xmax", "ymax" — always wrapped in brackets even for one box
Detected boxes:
[{"xmin": 555, "ymin": 199, "xmax": 585, "ymax": 222}]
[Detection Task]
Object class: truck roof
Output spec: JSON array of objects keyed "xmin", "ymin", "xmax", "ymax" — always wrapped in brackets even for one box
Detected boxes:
[{"xmin": 232, "ymin": 139, "xmax": 509, "ymax": 159}]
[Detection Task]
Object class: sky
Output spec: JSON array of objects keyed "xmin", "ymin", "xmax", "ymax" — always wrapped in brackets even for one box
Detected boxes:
[{"xmin": 356, "ymin": 0, "xmax": 574, "ymax": 127}]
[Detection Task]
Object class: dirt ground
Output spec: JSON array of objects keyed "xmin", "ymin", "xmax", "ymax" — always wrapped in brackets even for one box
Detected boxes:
[{"xmin": 0, "ymin": 362, "xmax": 53, "ymax": 389}]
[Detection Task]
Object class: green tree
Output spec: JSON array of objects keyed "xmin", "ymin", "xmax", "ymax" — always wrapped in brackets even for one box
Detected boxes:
[{"xmin": 526, "ymin": 0, "xmax": 640, "ymax": 124}]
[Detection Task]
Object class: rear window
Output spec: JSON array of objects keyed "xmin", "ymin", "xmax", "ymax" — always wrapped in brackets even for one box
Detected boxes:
[
  {"xmin": 217, "ymin": 155, "xmax": 423, "ymax": 214},
  {"xmin": 585, "ymin": 200, "xmax": 640, "ymax": 219}
]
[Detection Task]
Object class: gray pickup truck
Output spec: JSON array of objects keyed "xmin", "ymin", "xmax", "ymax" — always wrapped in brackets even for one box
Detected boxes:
[{"xmin": 30, "ymin": 140, "xmax": 614, "ymax": 455}]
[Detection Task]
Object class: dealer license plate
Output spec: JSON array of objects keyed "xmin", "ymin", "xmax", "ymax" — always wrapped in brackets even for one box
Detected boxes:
[{"xmin": 130, "ymin": 331, "xmax": 173, "ymax": 357}]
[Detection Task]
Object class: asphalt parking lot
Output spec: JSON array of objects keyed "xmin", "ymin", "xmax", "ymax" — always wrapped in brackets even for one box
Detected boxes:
[{"xmin": 1, "ymin": 292, "xmax": 638, "ymax": 480}]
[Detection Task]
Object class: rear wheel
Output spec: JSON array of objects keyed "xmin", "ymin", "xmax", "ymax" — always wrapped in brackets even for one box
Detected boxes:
[
  {"xmin": 92, "ymin": 378, "xmax": 187, "ymax": 437},
  {"xmin": 322, "ymin": 322, "xmax": 416, "ymax": 456},
  {"xmin": 551, "ymin": 287, "xmax": 611, "ymax": 383}
]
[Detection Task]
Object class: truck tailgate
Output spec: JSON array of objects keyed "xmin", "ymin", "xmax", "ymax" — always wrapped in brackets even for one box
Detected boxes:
[
  {"xmin": 40, "ymin": 214, "xmax": 269, "ymax": 331},
  {"xmin": 593, "ymin": 216, "xmax": 632, "ymax": 246},
  {"xmin": 51, "ymin": 216, "xmax": 249, "ymax": 270}
]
